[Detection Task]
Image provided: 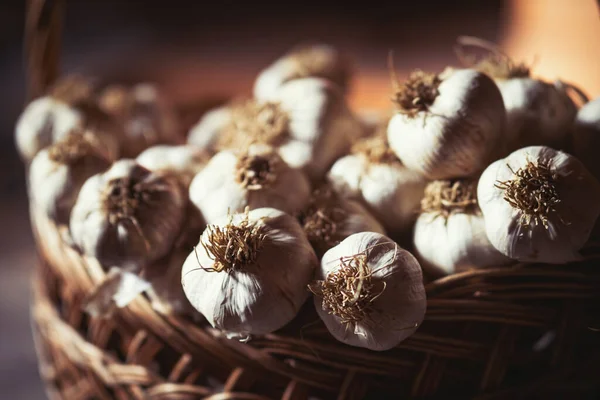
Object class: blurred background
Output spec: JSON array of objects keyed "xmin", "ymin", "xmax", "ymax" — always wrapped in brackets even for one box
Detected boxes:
[{"xmin": 1, "ymin": 0, "xmax": 599, "ymax": 398}]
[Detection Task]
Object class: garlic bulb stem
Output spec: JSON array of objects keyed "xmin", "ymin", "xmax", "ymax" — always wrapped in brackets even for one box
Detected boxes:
[{"xmin": 494, "ymin": 159, "xmax": 560, "ymax": 229}]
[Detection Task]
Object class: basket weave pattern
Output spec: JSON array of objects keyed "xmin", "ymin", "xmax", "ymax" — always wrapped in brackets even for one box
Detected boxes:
[{"xmin": 31, "ymin": 207, "xmax": 600, "ymax": 399}]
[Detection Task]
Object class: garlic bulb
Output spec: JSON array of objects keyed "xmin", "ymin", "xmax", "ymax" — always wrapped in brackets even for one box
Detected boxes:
[
  {"xmin": 136, "ymin": 144, "xmax": 209, "ymax": 250},
  {"xmin": 311, "ymin": 232, "xmax": 426, "ymax": 351},
  {"xmin": 189, "ymin": 144, "xmax": 311, "ymax": 224},
  {"xmin": 387, "ymin": 68, "xmax": 505, "ymax": 179},
  {"xmin": 137, "ymin": 144, "xmax": 208, "ymax": 186},
  {"xmin": 70, "ymin": 159, "xmax": 186, "ymax": 269},
  {"xmin": 478, "ymin": 146, "xmax": 600, "ymax": 263},
  {"xmin": 187, "ymin": 105, "xmax": 232, "ymax": 153},
  {"xmin": 29, "ymin": 132, "xmax": 111, "ymax": 225},
  {"xmin": 181, "ymin": 207, "xmax": 318, "ymax": 338},
  {"xmin": 497, "ymin": 79, "xmax": 576, "ymax": 151},
  {"xmin": 455, "ymin": 36, "xmax": 576, "ymax": 151},
  {"xmin": 573, "ymin": 96, "xmax": 600, "ymax": 180},
  {"xmin": 299, "ymin": 186, "xmax": 385, "ymax": 257},
  {"xmin": 414, "ymin": 179, "xmax": 511, "ymax": 277},
  {"xmin": 99, "ymin": 83, "xmax": 181, "ymax": 157},
  {"xmin": 328, "ymin": 126, "xmax": 426, "ymax": 233},
  {"xmin": 16, "ymin": 76, "xmax": 119, "ymax": 162},
  {"xmin": 187, "ymin": 78, "xmax": 362, "ymax": 180},
  {"xmin": 254, "ymin": 44, "xmax": 351, "ymax": 102}
]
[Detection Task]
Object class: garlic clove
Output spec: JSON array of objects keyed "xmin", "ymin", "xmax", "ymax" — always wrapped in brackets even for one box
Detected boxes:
[
  {"xmin": 254, "ymin": 44, "xmax": 351, "ymax": 102},
  {"xmin": 299, "ymin": 186, "xmax": 385, "ymax": 257},
  {"xmin": 312, "ymin": 232, "xmax": 426, "ymax": 351},
  {"xmin": 189, "ymin": 144, "xmax": 311, "ymax": 225},
  {"xmin": 186, "ymin": 105, "xmax": 233, "ymax": 154},
  {"xmin": 181, "ymin": 207, "xmax": 318, "ymax": 337},
  {"xmin": 387, "ymin": 68, "xmax": 506, "ymax": 179},
  {"xmin": 478, "ymin": 146, "xmax": 600, "ymax": 263},
  {"xmin": 99, "ymin": 83, "xmax": 182, "ymax": 157},
  {"xmin": 413, "ymin": 180, "xmax": 512, "ymax": 277},
  {"xmin": 29, "ymin": 132, "xmax": 112, "ymax": 226},
  {"xmin": 573, "ymin": 96, "xmax": 600, "ymax": 181},
  {"xmin": 137, "ymin": 144, "xmax": 209, "ymax": 187},
  {"xmin": 70, "ymin": 159, "xmax": 186, "ymax": 270}
]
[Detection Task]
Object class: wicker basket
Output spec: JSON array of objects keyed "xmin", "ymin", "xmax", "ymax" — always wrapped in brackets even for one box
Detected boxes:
[{"xmin": 26, "ymin": 1, "xmax": 600, "ymax": 399}]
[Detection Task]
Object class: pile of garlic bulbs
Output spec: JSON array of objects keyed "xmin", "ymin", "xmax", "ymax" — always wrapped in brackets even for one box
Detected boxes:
[{"xmin": 18, "ymin": 40, "xmax": 600, "ymax": 351}]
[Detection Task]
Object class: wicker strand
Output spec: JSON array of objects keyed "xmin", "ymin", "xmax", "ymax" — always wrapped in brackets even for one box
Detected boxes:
[{"xmin": 24, "ymin": 0, "xmax": 65, "ymax": 102}]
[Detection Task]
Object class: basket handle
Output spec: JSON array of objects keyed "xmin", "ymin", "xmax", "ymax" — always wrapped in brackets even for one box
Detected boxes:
[{"xmin": 24, "ymin": 0, "xmax": 65, "ymax": 102}]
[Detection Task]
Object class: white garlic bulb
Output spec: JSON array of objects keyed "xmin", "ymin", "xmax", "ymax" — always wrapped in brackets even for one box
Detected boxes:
[
  {"xmin": 299, "ymin": 186, "xmax": 385, "ymax": 257},
  {"xmin": 99, "ymin": 83, "xmax": 182, "ymax": 157},
  {"xmin": 311, "ymin": 232, "xmax": 426, "ymax": 351},
  {"xmin": 187, "ymin": 105, "xmax": 232, "ymax": 153},
  {"xmin": 413, "ymin": 180, "xmax": 511, "ymax": 277},
  {"xmin": 496, "ymin": 79, "xmax": 576, "ymax": 151},
  {"xmin": 328, "ymin": 128, "xmax": 426, "ymax": 234},
  {"xmin": 387, "ymin": 68, "xmax": 506, "ymax": 179},
  {"xmin": 181, "ymin": 207, "xmax": 318, "ymax": 338},
  {"xmin": 16, "ymin": 77, "xmax": 119, "ymax": 163},
  {"xmin": 478, "ymin": 146, "xmax": 600, "ymax": 263},
  {"xmin": 29, "ymin": 132, "xmax": 111, "ymax": 225},
  {"xmin": 573, "ymin": 96, "xmax": 600, "ymax": 180},
  {"xmin": 189, "ymin": 144, "xmax": 311, "ymax": 225},
  {"xmin": 454, "ymin": 36, "xmax": 576, "ymax": 152},
  {"xmin": 70, "ymin": 159, "xmax": 186, "ymax": 269},
  {"xmin": 187, "ymin": 78, "xmax": 363, "ymax": 180},
  {"xmin": 254, "ymin": 44, "xmax": 351, "ymax": 102},
  {"xmin": 137, "ymin": 144, "xmax": 208, "ymax": 186},
  {"xmin": 16, "ymin": 97, "xmax": 83, "ymax": 162}
]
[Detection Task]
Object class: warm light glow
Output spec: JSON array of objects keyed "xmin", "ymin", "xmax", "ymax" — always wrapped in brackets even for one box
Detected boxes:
[{"xmin": 501, "ymin": 0, "xmax": 600, "ymax": 97}]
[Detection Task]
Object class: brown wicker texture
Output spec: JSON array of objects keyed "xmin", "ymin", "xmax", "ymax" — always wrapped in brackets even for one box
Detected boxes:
[{"xmin": 31, "ymin": 206, "xmax": 600, "ymax": 399}]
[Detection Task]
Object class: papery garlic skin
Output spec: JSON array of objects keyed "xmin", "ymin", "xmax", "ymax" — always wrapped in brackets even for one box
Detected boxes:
[
  {"xmin": 315, "ymin": 232, "xmax": 426, "ymax": 351},
  {"xmin": 254, "ymin": 44, "xmax": 350, "ymax": 102},
  {"xmin": 189, "ymin": 144, "xmax": 311, "ymax": 224},
  {"xmin": 328, "ymin": 154, "xmax": 426, "ymax": 233},
  {"xmin": 388, "ymin": 69, "xmax": 505, "ymax": 179},
  {"xmin": 137, "ymin": 144, "xmax": 208, "ymax": 186},
  {"xmin": 99, "ymin": 83, "xmax": 181, "ymax": 157},
  {"xmin": 414, "ymin": 213, "xmax": 511, "ymax": 276},
  {"xmin": 496, "ymin": 79, "xmax": 576, "ymax": 151},
  {"xmin": 70, "ymin": 160, "xmax": 186, "ymax": 269},
  {"xmin": 186, "ymin": 106, "xmax": 232, "ymax": 154},
  {"xmin": 478, "ymin": 146, "xmax": 600, "ymax": 263},
  {"xmin": 16, "ymin": 97, "xmax": 83, "ymax": 162},
  {"xmin": 29, "ymin": 138, "xmax": 111, "ymax": 225},
  {"xmin": 181, "ymin": 207, "xmax": 318, "ymax": 337},
  {"xmin": 573, "ymin": 97, "xmax": 600, "ymax": 180}
]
